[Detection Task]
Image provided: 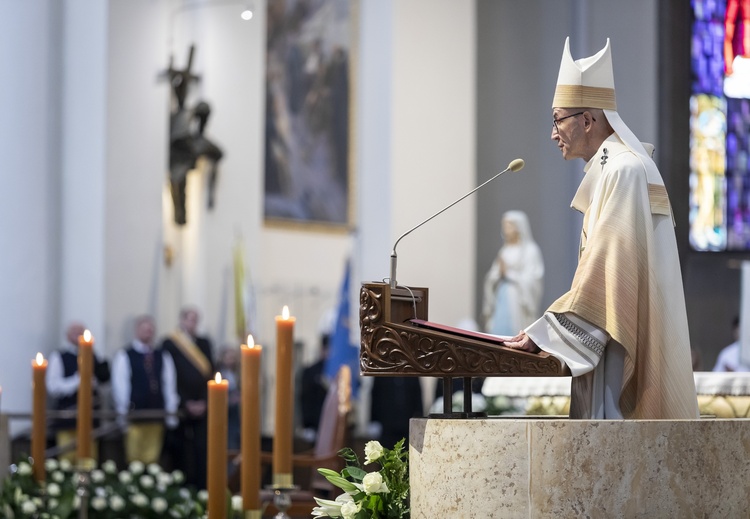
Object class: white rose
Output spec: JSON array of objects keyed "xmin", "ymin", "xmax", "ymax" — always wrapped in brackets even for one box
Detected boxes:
[
  {"xmin": 157, "ymin": 472, "xmax": 173, "ymax": 487},
  {"xmin": 147, "ymin": 463, "xmax": 161, "ymax": 475},
  {"xmin": 139, "ymin": 474, "xmax": 155, "ymax": 488},
  {"xmin": 197, "ymin": 489, "xmax": 208, "ymax": 502},
  {"xmin": 362, "ymin": 472, "xmax": 389, "ymax": 494},
  {"xmin": 91, "ymin": 496, "xmax": 107, "ymax": 511},
  {"xmin": 45, "ymin": 459, "xmax": 58, "ymax": 472},
  {"xmin": 340, "ymin": 500, "xmax": 360, "ymax": 519},
  {"xmin": 59, "ymin": 459, "xmax": 72, "ymax": 471},
  {"xmin": 132, "ymin": 493, "xmax": 149, "ymax": 507},
  {"xmin": 17, "ymin": 462, "xmax": 32, "ymax": 476},
  {"xmin": 179, "ymin": 488, "xmax": 191, "ymax": 500},
  {"xmin": 109, "ymin": 495, "xmax": 126, "ymax": 511},
  {"xmin": 172, "ymin": 469, "xmax": 185, "ymax": 484},
  {"xmin": 231, "ymin": 495, "xmax": 243, "ymax": 511},
  {"xmin": 118, "ymin": 471, "xmax": 132, "ymax": 484},
  {"xmin": 47, "ymin": 483, "xmax": 61, "ymax": 497},
  {"xmin": 364, "ymin": 441, "xmax": 384, "ymax": 464},
  {"xmin": 52, "ymin": 470, "xmax": 65, "ymax": 483},
  {"xmin": 21, "ymin": 500, "xmax": 37, "ymax": 514},
  {"xmin": 102, "ymin": 460, "xmax": 117, "ymax": 474},
  {"xmin": 128, "ymin": 461, "xmax": 145, "ymax": 474},
  {"xmin": 152, "ymin": 496, "xmax": 168, "ymax": 513},
  {"xmin": 48, "ymin": 498, "xmax": 59, "ymax": 509},
  {"xmin": 91, "ymin": 469, "xmax": 105, "ymax": 483}
]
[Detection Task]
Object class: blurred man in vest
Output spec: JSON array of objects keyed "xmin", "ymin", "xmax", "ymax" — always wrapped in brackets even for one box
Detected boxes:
[{"xmin": 112, "ymin": 315, "xmax": 179, "ymax": 464}]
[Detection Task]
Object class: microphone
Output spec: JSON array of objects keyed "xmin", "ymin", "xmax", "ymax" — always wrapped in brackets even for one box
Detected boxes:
[{"xmin": 389, "ymin": 158, "xmax": 525, "ymax": 289}]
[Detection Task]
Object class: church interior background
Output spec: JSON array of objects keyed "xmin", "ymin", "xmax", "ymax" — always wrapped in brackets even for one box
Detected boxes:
[{"xmin": 0, "ymin": 0, "xmax": 746, "ymax": 468}]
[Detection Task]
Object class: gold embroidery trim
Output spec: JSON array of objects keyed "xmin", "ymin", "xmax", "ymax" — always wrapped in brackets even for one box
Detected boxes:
[{"xmin": 553, "ymin": 85, "xmax": 617, "ymax": 110}]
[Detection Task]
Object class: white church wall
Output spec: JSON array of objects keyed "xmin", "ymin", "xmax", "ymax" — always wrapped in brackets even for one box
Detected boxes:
[
  {"xmin": 390, "ymin": 0, "xmax": 477, "ymax": 329},
  {"xmin": 105, "ymin": 0, "xmax": 170, "ymax": 350},
  {"xmin": 0, "ymin": 1, "xmax": 62, "ymax": 433},
  {"xmin": 60, "ymin": 2, "xmax": 109, "ymax": 352}
]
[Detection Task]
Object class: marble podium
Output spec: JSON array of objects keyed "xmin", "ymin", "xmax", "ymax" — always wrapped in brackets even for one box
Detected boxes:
[{"xmin": 410, "ymin": 417, "xmax": 750, "ymax": 517}]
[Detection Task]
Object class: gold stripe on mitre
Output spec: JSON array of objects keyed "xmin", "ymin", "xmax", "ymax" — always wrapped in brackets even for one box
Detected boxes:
[{"xmin": 553, "ymin": 85, "xmax": 617, "ymax": 110}]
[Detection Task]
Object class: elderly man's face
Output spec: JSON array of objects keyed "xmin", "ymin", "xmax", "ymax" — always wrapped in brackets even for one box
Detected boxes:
[
  {"xmin": 66, "ymin": 323, "xmax": 86, "ymax": 346},
  {"xmin": 181, "ymin": 310, "xmax": 199, "ymax": 335},
  {"xmin": 551, "ymin": 108, "xmax": 586, "ymax": 160},
  {"xmin": 135, "ymin": 318, "xmax": 156, "ymax": 345}
]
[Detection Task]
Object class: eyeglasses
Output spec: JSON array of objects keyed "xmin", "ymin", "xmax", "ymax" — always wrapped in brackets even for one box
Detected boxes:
[{"xmin": 552, "ymin": 112, "xmax": 585, "ymax": 133}]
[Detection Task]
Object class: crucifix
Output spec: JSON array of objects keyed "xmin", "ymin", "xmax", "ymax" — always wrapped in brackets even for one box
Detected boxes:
[{"xmin": 160, "ymin": 45, "xmax": 224, "ymax": 225}]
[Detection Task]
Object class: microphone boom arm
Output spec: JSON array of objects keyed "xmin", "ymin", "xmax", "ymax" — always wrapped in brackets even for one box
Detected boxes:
[{"xmin": 389, "ymin": 158, "xmax": 524, "ymax": 288}]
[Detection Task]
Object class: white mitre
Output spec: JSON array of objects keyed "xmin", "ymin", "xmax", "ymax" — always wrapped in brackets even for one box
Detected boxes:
[{"xmin": 553, "ymin": 37, "xmax": 664, "ymax": 187}]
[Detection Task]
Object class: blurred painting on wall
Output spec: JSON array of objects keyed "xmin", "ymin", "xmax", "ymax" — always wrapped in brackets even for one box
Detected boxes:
[{"xmin": 264, "ymin": 0, "xmax": 355, "ymax": 230}]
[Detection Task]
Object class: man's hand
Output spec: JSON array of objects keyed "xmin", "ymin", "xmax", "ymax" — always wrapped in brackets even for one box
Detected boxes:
[{"xmin": 503, "ymin": 331, "xmax": 540, "ymax": 353}]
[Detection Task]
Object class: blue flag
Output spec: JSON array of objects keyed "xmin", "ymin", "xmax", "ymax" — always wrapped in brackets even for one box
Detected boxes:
[{"xmin": 325, "ymin": 258, "xmax": 360, "ymax": 395}]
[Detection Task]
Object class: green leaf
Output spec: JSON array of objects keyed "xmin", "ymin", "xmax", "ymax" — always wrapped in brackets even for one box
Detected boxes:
[
  {"xmin": 343, "ymin": 466, "xmax": 367, "ymax": 481},
  {"xmin": 322, "ymin": 474, "xmax": 359, "ymax": 493},
  {"xmin": 337, "ymin": 447, "xmax": 361, "ymax": 468},
  {"xmin": 317, "ymin": 468, "xmax": 342, "ymax": 478}
]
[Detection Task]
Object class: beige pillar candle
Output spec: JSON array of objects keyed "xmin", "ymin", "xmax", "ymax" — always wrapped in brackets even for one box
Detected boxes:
[
  {"xmin": 207, "ymin": 372, "xmax": 228, "ymax": 519},
  {"xmin": 241, "ymin": 336, "xmax": 262, "ymax": 510},
  {"xmin": 32, "ymin": 353, "xmax": 47, "ymax": 482},
  {"xmin": 273, "ymin": 306, "xmax": 295, "ymax": 487},
  {"xmin": 76, "ymin": 330, "xmax": 94, "ymax": 462}
]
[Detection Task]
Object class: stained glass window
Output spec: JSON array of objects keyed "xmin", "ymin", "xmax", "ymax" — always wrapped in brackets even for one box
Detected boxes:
[{"xmin": 690, "ymin": 0, "xmax": 750, "ymax": 251}]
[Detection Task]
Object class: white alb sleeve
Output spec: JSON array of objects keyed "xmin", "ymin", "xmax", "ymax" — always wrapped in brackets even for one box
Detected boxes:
[{"xmin": 525, "ymin": 312, "xmax": 610, "ymax": 377}]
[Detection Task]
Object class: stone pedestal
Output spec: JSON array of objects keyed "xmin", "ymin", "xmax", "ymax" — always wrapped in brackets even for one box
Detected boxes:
[{"xmin": 410, "ymin": 418, "xmax": 750, "ymax": 518}]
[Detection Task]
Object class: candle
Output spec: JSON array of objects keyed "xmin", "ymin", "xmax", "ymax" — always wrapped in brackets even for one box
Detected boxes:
[
  {"xmin": 241, "ymin": 336, "xmax": 262, "ymax": 511},
  {"xmin": 76, "ymin": 330, "xmax": 94, "ymax": 462},
  {"xmin": 273, "ymin": 306, "xmax": 295, "ymax": 487},
  {"xmin": 32, "ymin": 353, "xmax": 47, "ymax": 482},
  {"xmin": 207, "ymin": 372, "xmax": 228, "ymax": 519}
]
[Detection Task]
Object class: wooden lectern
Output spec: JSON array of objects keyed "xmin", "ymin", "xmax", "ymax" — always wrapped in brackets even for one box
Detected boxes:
[{"xmin": 359, "ymin": 282, "xmax": 570, "ymax": 417}]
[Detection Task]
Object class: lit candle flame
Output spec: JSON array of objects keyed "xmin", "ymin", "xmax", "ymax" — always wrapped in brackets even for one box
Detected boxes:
[
  {"xmin": 247, "ymin": 335, "xmax": 254, "ymax": 347},
  {"xmin": 282, "ymin": 305, "xmax": 290, "ymax": 320},
  {"xmin": 36, "ymin": 353, "xmax": 44, "ymax": 366},
  {"xmin": 215, "ymin": 372, "xmax": 222, "ymax": 384},
  {"xmin": 83, "ymin": 329, "xmax": 92, "ymax": 343}
]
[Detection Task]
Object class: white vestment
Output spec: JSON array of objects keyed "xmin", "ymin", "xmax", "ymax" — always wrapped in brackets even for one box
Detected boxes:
[{"xmin": 527, "ymin": 135, "xmax": 699, "ymax": 419}]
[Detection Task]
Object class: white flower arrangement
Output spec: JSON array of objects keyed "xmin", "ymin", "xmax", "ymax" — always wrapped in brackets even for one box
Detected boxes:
[
  {"xmin": 313, "ymin": 439, "xmax": 409, "ymax": 519},
  {"xmin": 0, "ymin": 458, "xmax": 207, "ymax": 518}
]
